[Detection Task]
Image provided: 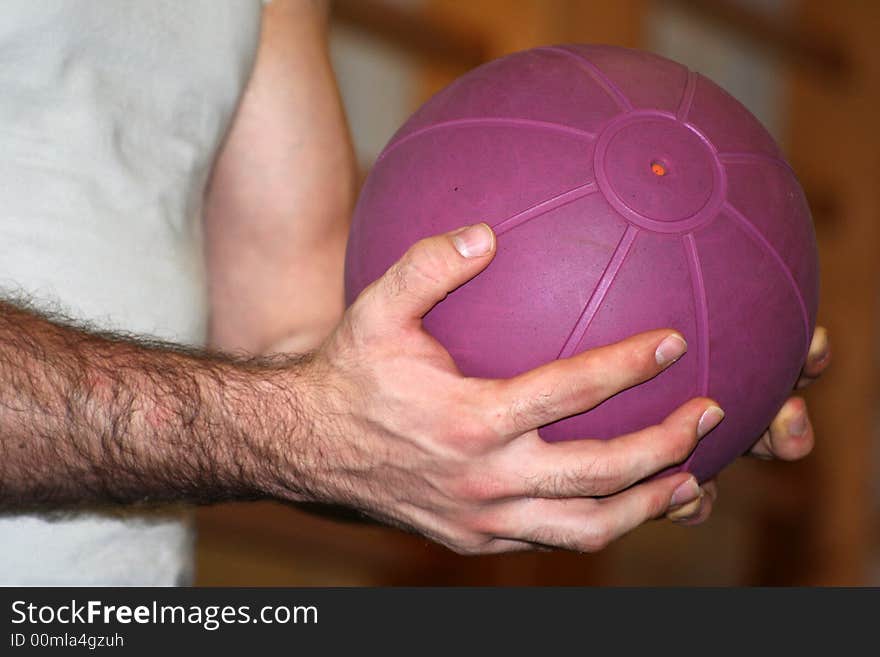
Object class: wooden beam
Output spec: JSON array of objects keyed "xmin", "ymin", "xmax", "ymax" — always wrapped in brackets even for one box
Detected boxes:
[
  {"xmin": 330, "ymin": 0, "xmax": 487, "ymax": 70},
  {"xmin": 663, "ymin": 0, "xmax": 850, "ymax": 82}
]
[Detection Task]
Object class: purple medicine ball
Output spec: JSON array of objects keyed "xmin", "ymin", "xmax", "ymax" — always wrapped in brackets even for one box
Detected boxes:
[{"xmin": 344, "ymin": 44, "xmax": 819, "ymax": 482}]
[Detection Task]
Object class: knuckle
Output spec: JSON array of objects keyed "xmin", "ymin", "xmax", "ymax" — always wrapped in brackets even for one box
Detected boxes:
[
  {"xmin": 402, "ymin": 240, "xmax": 450, "ymax": 287},
  {"xmin": 440, "ymin": 411, "xmax": 499, "ymax": 455},
  {"xmin": 659, "ymin": 416, "xmax": 700, "ymax": 463},
  {"xmin": 383, "ymin": 259, "xmax": 411, "ymax": 298},
  {"xmin": 572, "ymin": 446, "xmax": 623, "ymax": 492},
  {"xmin": 576, "ymin": 523, "xmax": 613, "ymax": 553},
  {"xmin": 579, "ymin": 344, "xmax": 646, "ymax": 397},
  {"xmin": 532, "ymin": 450, "xmax": 621, "ymax": 498},
  {"xmin": 461, "ymin": 508, "xmax": 501, "ymax": 536},
  {"xmin": 603, "ymin": 338, "xmax": 655, "ymax": 378},
  {"xmin": 475, "ymin": 380, "xmax": 517, "ymax": 435},
  {"xmin": 647, "ymin": 487, "xmax": 673, "ymax": 518},
  {"xmin": 506, "ymin": 385, "xmax": 558, "ymax": 433},
  {"xmin": 624, "ymin": 341, "xmax": 653, "ymax": 373},
  {"xmin": 452, "ymin": 468, "xmax": 506, "ymax": 503},
  {"xmin": 447, "ymin": 532, "xmax": 493, "ymax": 556},
  {"xmin": 524, "ymin": 526, "xmax": 566, "ymax": 551},
  {"xmin": 668, "ymin": 426, "xmax": 698, "ymax": 463}
]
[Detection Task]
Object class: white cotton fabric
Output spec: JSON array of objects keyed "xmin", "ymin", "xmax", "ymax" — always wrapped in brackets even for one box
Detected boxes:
[{"xmin": 0, "ymin": 0, "xmax": 264, "ymax": 585}]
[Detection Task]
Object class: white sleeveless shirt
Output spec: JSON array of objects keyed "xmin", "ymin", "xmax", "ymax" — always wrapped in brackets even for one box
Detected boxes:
[{"xmin": 0, "ymin": 0, "xmax": 264, "ymax": 585}]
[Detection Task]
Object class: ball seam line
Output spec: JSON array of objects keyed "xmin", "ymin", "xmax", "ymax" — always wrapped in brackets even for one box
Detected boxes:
[
  {"xmin": 556, "ymin": 223, "xmax": 639, "ymax": 360},
  {"xmin": 491, "ymin": 181, "xmax": 599, "ymax": 237},
  {"xmin": 684, "ymin": 232, "xmax": 711, "ymax": 397},
  {"xmin": 676, "ymin": 70, "xmax": 699, "ymax": 122},
  {"xmin": 539, "ymin": 46, "xmax": 634, "ymax": 113},
  {"xmin": 718, "ymin": 151, "xmax": 798, "ymax": 178},
  {"xmin": 375, "ymin": 117, "xmax": 597, "ymax": 167},
  {"xmin": 722, "ymin": 201, "xmax": 812, "ymax": 359}
]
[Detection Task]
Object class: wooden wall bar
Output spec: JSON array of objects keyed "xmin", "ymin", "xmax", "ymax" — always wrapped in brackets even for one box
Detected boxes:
[{"xmin": 785, "ymin": 0, "xmax": 879, "ymax": 584}]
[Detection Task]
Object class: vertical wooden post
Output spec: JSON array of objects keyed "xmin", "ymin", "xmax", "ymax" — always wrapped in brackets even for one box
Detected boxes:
[{"xmin": 786, "ymin": 0, "xmax": 880, "ymax": 585}]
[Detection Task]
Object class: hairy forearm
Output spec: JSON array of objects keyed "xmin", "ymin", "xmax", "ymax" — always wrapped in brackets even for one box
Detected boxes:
[{"xmin": 0, "ymin": 299, "xmax": 311, "ymax": 510}]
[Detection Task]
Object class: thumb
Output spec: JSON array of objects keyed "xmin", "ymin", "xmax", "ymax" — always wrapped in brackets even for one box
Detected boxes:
[{"xmin": 367, "ymin": 223, "xmax": 496, "ymax": 326}]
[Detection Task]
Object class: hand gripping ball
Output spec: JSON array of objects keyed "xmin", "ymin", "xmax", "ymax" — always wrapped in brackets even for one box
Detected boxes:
[{"xmin": 344, "ymin": 45, "xmax": 819, "ymax": 482}]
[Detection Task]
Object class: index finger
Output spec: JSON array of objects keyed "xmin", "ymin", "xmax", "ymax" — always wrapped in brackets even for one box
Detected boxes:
[{"xmin": 487, "ymin": 328, "xmax": 688, "ymax": 438}]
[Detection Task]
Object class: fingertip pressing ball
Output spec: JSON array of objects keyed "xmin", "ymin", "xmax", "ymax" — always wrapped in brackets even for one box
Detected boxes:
[{"xmin": 344, "ymin": 44, "xmax": 819, "ymax": 482}]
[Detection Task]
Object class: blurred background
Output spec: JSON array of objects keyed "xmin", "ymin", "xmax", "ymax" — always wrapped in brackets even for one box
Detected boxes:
[{"xmin": 195, "ymin": 0, "xmax": 879, "ymax": 586}]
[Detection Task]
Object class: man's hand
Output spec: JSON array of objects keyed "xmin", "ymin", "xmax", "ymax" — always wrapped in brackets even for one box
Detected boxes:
[
  {"xmin": 667, "ymin": 327, "xmax": 831, "ymax": 525},
  {"xmin": 0, "ymin": 222, "xmax": 720, "ymax": 554},
  {"xmin": 261, "ymin": 224, "xmax": 724, "ymax": 554}
]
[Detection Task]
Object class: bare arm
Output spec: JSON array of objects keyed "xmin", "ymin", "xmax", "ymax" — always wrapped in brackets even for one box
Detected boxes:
[
  {"xmin": 0, "ymin": 299, "xmax": 306, "ymax": 510},
  {"xmin": 204, "ymin": 0, "xmax": 355, "ymax": 355},
  {"xmin": 0, "ymin": 224, "xmax": 714, "ymax": 552},
  {"xmin": 0, "ymin": 1, "xmax": 351, "ymax": 512}
]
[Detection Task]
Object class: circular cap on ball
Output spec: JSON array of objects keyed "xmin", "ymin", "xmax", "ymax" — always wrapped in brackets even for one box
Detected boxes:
[{"xmin": 594, "ymin": 111, "xmax": 726, "ymax": 232}]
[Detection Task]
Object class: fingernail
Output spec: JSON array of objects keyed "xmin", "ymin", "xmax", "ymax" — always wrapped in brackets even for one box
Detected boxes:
[
  {"xmin": 667, "ymin": 494, "xmax": 704, "ymax": 522},
  {"xmin": 452, "ymin": 223, "xmax": 494, "ymax": 258},
  {"xmin": 669, "ymin": 476, "xmax": 701, "ymax": 507},
  {"xmin": 810, "ymin": 328, "xmax": 830, "ymax": 361},
  {"xmin": 697, "ymin": 406, "xmax": 725, "ymax": 439},
  {"xmin": 655, "ymin": 334, "xmax": 687, "ymax": 367},
  {"xmin": 787, "ymin": 412, "xmax": 808, "ymax": 437}
]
